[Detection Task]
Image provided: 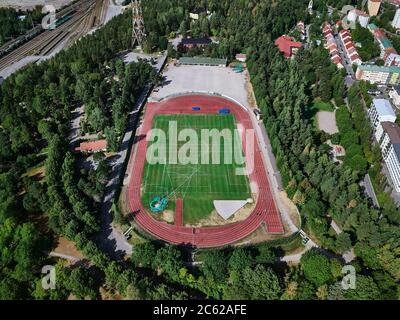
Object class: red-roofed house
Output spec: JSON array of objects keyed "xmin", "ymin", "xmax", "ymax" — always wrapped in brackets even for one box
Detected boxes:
[
  {"xmin": 322, "ymin": 22, "xmax": 344, "ymax": 69},
  {"xmin": 374, "ymin": 29, "xmax": 386, "ymax": 39},
  {"xmin": 75, "ymin": 139, "xmax": 107, "ymax": 153},
  {"xmin": 275, "ymin": 35, "xmax": 302, "ymax": 58},
  {"xmin": 235, "ymin": 53, "xmax": 247, "ymax": 62},
  {"xmin": 347, "ymin": 47, "xmax": 357, "ymax": 56},
  {"xmin": 339, "ymin": 27, "xmax": 362, "ymax": 65},
  {"xmin": 350, "ymin": 53, "xmax": 362, "ymax": 65},
  {"xmin": 345, "ymin": 42, "xmax": 355, "ymax": 50}
]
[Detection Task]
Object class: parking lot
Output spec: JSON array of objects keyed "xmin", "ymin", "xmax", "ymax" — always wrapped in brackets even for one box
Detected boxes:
[{"xmin": 151, "ymin": 64, "xmax": 250, "ymax": 107}]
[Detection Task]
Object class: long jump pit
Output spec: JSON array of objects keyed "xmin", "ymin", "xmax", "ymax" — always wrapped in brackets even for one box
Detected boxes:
[{"xmin": 127, "ymin": 94, "xmax": 284, "ymax": 247}]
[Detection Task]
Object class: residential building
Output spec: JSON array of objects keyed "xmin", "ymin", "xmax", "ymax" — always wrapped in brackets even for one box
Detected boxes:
[
  {"xmin": 389, "ymin": 85, "xmax": 400, "ymax": 108},
  {"xmin": 275, "ymin": 35, "xmax": 302, "ymax": 58},
  {"xmin": 339, "ymin": 29, "xmax": 362, "ymax": 65},
  {"xmin": 235, "ymin": 53, "xmax": 247, "ymax": 62},
  {"xmin": 75, "ymin": 140, "xmax": 107, "ymax": 153},
  {"xmin": 322, "ymin": 23, "xmax": 343, "ymax": 69},
  {"xmin": 385, "ymin": 52, "xmax": 400, "ymax": 66},
  {"xmin": 347, "ymin": 9, "xmax": 370, "ymax": 27},
  {"xmin": 297, "ymin": 21, "xmax": 306, "ymax": 40},
  {"xmin": 180, "ymin": 37, "xmax": 212, "ymax": 49},
  {"xmin": 189, "ymin": 8, "xmax": 210, "ymax": 20},
  {"xmin": 392, "ymin": 8, "xmax": 400, "ymax": 28},
  {"xmin": 367, "ymin": 23, "xmax": 379, "ymax": 32},
  {"xmin": 378, "ymin": 122, "xmax": 400, "ymax": 192},
  {"xmin": 368, "ymin": 24, "xmax": 398, "ymax": 59},
  {"xmin": 356, "ymin": 64, "xmax": 400, "ymax": 84},
  {"xmin": 368, "ymin": 99, "xmax": 397, "ymax": 140},
  {"xmin": 368, "ymin": 0, "xmax": 382, "ymax": 16}
]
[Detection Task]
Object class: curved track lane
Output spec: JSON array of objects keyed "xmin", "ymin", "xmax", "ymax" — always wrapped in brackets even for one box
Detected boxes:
[{"xmin": 127, "ymin": 95, "xmax": 284, "ymax": 247}]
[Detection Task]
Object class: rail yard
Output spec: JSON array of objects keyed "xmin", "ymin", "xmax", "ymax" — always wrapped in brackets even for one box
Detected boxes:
[{"xmin": 0, "ymin": 0, "xmax": 109, "ymax": 73}]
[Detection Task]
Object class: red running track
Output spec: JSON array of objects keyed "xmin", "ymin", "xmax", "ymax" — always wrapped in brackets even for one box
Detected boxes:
[
  {"xmin": 127, "ymin": 94, "xmax": 284, "ymax": 247},
  {"xmin": 175, "ymin": 198, "xmax": 183, "ymax": 226}
]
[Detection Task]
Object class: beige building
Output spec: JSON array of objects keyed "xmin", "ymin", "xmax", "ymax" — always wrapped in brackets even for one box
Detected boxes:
[{"xmin": 368, "ymin": 0, "xmax": 382, "ymax": 16}]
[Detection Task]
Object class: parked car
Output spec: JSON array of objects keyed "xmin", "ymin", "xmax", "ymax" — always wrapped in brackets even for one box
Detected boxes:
[{"xmin": 368, "ymin": 89, "xmax": 381, "ymax": 96}]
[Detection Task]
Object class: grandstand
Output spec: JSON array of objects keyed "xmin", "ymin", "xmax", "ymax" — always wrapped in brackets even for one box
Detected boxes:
[{"xmin": 178, "ymin": 57, "xmax": 227, "ymax": 67}]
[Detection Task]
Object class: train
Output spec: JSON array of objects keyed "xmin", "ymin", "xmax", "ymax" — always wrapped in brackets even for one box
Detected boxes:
[{"xmin": 47, "ymin": 14, "xmax": 73, "ymax": 30}]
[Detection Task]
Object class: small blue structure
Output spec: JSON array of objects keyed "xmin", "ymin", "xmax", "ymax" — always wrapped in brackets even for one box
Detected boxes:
[
  {"xmin": 218, "ymin": 108, "xmax": 230, "ymax": 114},
  {"xmin": 150, "ymin": 196, "xmax": 168, "ymax": 213},
  {"xmin": 192, "ymin": 106, "xmax": 201, "ymax": 111}
]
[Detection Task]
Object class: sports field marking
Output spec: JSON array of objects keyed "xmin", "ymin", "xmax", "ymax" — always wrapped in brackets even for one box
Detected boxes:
[{"xmin": 141, "ymin": 114, "xmax": 251, "ymax": 224}]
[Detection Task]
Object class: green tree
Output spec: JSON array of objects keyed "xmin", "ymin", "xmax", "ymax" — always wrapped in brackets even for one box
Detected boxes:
[
  {"xmin": 241, "ymin": 265, "xmax": 282, "ymax": 300},
  {"xmin": 300, "ymin": 250, "xmax": 332, "ymax": 287},
  {"xmin": 131, "ymin": 242, "xmax": 157, "ymax": 268}
]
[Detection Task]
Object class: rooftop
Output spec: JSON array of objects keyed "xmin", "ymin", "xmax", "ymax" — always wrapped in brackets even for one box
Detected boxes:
[
  {"xmin": 373, "ymin": 99, "xmax": 396, "ymax": 118},
  {"xmin": 359, "ymin": 64, "xmax": 400, "ymax": 73},
  {"xmin": 368, "ymin": 23, "xmax": 379, "ymax": 31},
  {"xmin": 75, "ymin": 139, "xmax": 107, "ymax": 152},
  {"xmin": 381, "ymin": 122, "xmax": 400, "ymax": 160},
  {"xmin": 275, "ymin": 35, "xmax": 302, "ymax": 58},
  {"xmin": 179, "ymin": 57, "xmax": 227, "ymax": 66},
  {"xmin": 181, "ymin": 37, "xmax": 212, "ymax": 46},
  {"xmin": 351, "ymin": 9, "xmax": 369, "ymax": 17}
]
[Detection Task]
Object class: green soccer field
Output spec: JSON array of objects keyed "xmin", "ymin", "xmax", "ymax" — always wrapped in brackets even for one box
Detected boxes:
[{"xmin": 141, "ymin": 114, "xmax": 251, "ymax": 224}]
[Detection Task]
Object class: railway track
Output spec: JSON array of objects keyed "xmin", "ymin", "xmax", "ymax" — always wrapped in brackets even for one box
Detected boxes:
[
  {"xmin": 0, "ymin": 0, "xmax": 93, "ymax": 56},
  {"xmin": 0, "ymin": 0, "xmax": 110, "ymax": 73},
  {"xmin": 71, "ymin": 0, "xmax": 108, "ymax": 41}
]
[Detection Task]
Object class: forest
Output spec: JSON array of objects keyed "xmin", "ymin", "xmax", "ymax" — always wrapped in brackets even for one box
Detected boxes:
[
  {"xmin": 0, "ymin": 0, "xmax": 399, "ymax": 299},
  {"xmin": 0, "ymin": 6, "xmax": 43, "ymax": 46}
]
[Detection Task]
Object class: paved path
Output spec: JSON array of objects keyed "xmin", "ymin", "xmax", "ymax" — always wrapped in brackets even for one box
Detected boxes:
[
  {"xmin": 69, "ymin": 105, "xmax": 84, "ymax": 143},
  {"xmin": 49, "ymin": 251, "xmax": 81, "ymax": 263},
  {"xmin": 361, "ymin": 174, "xmax": 380, "ymax": 208},
  {"xmin": 331, "ymin": 219, "xmax": 343, "ymax": 235},
  {"xmin": 330, "ymin": 218, "xmax": 356, "ymax": 263}
]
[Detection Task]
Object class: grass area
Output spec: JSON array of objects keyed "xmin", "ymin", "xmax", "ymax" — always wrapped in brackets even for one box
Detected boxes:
[
  {"xmin": 279, "ymin": 234, "xmax": 303, "ymax": 254},
  {"xmin": 305, "ymin": 98, "xmax": 335, "ymax": 130},
  {"xmin": 369, "ymin": 167, "xmax": 391, "ymax": 206},
  {"xmin": 311, "ymin": 99, "xmax": 335, "ymax": 113},
  {"xmin": 141, "ymin": 114, "xmax": 251, "ymax": 224},
  {"xmin": 22, "ymin": 162, "xmax": 45, "ymax": 180}
]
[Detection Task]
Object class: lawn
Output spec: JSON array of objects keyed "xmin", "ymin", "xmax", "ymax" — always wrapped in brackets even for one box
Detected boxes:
[
  {"xmin": 311, "ymin": 99, "xmax": 335, "ymax": 113},
  {"xmin": 141, "ymin": 114, "xmax": 251, "ymax": 224}
]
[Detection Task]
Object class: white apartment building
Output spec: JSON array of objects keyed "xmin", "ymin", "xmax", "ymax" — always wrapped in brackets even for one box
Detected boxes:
[
  {"xmin": 392, "ymin": 8, "xmax": 400, "ymax": 29},
  {"xmin": 379, "ymin": 122, "xmax": 400, "ymax": 192},
  {"xmin": 347, "ymin": 9, "xmax": 370, "ymax": 28},
  {"xmin": 385, "ymin": 52, "xmax": 400, "ymax": 66},
  {"xmin": 368, "ymin": 99, "xmax": 397, "ymax": 141}
]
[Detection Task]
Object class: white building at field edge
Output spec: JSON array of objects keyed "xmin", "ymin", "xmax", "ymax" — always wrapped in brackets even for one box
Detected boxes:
[
  {"xmin": 378, "ymin": 122, "xmax": 400, "ymax": 192},
  {"xmin": 389, "ymin": 85, "xmax": 400, "ymax": 108},
  {"xmin": 368, "ymin": 98, "xmax": 397, "ymax": 141},
  {"xmin": 392, "ymin": 8, "xmax": 400, "ymax": 29}
]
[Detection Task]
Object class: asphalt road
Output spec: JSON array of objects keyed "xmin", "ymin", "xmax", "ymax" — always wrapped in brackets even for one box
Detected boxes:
[{"xmin": 362, "ymin": 174, "xmax": 380, "ymax": 208}]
